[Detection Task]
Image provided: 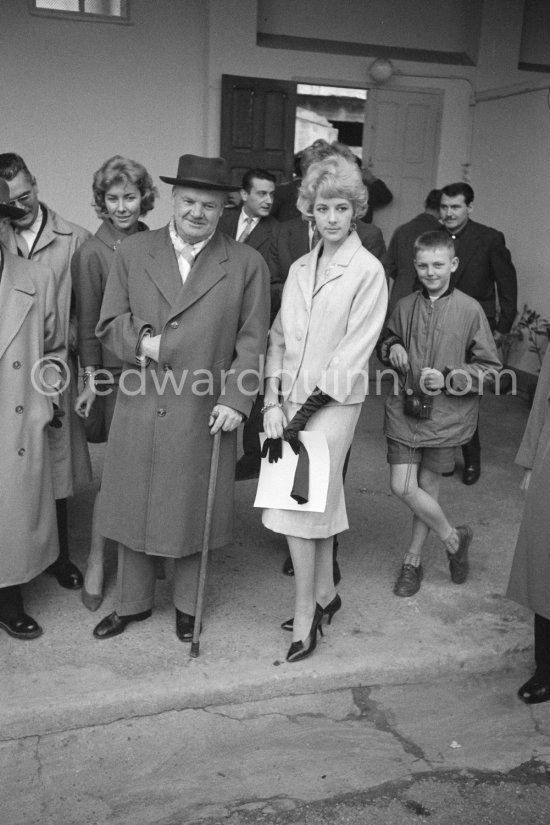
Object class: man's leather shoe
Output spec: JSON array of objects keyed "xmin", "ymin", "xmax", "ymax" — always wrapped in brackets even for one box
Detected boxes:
[
  {"xmin": 447, "ymin": 525, "xmax": 472, "ymax": 584},
  {"xmin": 235, "ymin": 457, "xmax": 260, "ymax": 481},
  {"xmin": 47, "ymin": 559, "xmax": 83, "ymax": 590},
  {"xmin": 175, "ymin": 609, "xmax": 201, "ymax": 642},
  {"xmin": 93, "ymin": 610, "xmax": 152, "ymax": 639},
  {"xmin": 518, "ymin": 672, "xmax": 550, "ymax": 704},
  {"xmin": 462, "ymin": 464, "xmax": 480, "ymax": 485},
  {"xmin": 393, "ymin": 563, "xmax": 423, "ymax": 597},
  {"xmin": 0, "ymin": 613, "xmax": 43, "ymax": 640}
]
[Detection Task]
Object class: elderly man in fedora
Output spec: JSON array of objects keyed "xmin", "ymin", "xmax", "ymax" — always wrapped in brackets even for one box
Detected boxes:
[{"xmin": 92, "ymin": 155, "xmax": 270, "ymax": 642}]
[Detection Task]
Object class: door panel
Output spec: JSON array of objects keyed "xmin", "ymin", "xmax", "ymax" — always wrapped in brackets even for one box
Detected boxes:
[
  {"xmin": 364, "ymin": 88, "xmax": 442, "ymax": 240},
  {"xmin": 221, "ymin": 75, "xmax": 297, "ymax": 185}
]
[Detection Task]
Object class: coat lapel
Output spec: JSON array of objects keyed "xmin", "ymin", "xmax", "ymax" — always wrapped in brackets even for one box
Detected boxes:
[
  {"xmin": 0, "ymin": 254, "xmax": 36, "ymax": 361},
  {"xmin": 143, "ymin": 227, "xmax": 184, "ymax": 307},
  {"xmin": 312, "ymin": 231, "xmax": 362, "ymax": 296},
  {"xmin": 168, "ymin": 230, "xmax": 229, "ymax": 319}
]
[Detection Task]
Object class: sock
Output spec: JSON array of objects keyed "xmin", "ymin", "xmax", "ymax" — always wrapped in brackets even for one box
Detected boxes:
[
  {"xmin": 403, "ymin": 553, "xmax": 421, "ymax": 567},
  {"xmin": 444, "ymin": 528, "xmax": 459, "ymax": 554}
]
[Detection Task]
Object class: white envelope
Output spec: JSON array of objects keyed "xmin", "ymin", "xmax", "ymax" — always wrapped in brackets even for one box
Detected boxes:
[{"xmin": 253, "ymin": 431, "xmax": 329, "ymax": 512}]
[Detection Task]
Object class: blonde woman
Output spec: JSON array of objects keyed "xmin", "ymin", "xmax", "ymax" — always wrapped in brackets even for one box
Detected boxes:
[{"xmin": 262, "ymin": 155, "xmax": 387, "ymax": 662}]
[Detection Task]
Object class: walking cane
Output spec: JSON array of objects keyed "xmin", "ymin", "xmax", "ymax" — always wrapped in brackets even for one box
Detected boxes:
[{"xmin": 190, "ymin": 427, "xmax": 222, "ymax": 657}]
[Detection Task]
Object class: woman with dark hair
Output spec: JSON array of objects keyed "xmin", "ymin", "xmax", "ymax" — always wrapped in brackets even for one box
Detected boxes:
[
  {"xmin": 73, "ymin": 155, "xmax": 157, "ymax": 610},
  {"xmin": 262, "ymin": 155, "xmax": 387, "ymax": 662}
]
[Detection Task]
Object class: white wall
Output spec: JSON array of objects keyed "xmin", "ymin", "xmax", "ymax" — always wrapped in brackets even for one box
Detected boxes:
[
  {"xmin": 206, "ymin": 0, "xmax": 474, "ymax": 187},
  {"xmin": 0, "ymin": 0, "xmax": 209, "ymax": 231},
  {"xmin": 2, "ymin": 0, "xmax": 550, "ymax": 317}
]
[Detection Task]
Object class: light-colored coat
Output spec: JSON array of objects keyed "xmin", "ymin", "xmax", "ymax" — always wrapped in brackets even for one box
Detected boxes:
[
  {"xmin": 0, "ymin": 251, "xmax": 64, "ymax": 586},
  {"xmin": 265, "ymin": 231, "xmax": 388, "ymax": 404},
  {"xmin": 506, "ymin": 346, "xmax": 550, "ymax": 620},
  {"xmin": 28, "ymin": 204, "xmax": 92, "ymax": 498},
  {"xmin": 95, "ymin": 226, "xmax": 270, "ymax": 557}
]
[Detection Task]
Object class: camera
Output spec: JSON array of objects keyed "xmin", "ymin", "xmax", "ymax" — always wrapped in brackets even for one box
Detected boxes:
[{"xmin": 403, "ymin": 389, "xmax": 433, "ymax": 420}]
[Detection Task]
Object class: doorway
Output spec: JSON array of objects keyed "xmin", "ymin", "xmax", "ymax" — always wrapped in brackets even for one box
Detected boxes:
[{"xmin": 220, "ymin": 74, "xmax": 442, "ymax": 237}]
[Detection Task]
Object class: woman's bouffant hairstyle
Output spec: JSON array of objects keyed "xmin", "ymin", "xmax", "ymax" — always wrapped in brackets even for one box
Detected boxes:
[
  {"xmin": 92, "ymin": 155, "xmax": 158, "ymax": 218},
  {"xmin": 297, "ymin": 154, "xmax": 369, "ymax": 220}
]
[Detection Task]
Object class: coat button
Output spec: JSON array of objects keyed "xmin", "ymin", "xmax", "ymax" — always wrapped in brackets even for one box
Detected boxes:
[
  {"xmin": 296, "ymin": 331, "xmax": 302, "ymax": 340},
  {"xmin": 162, "ymin": 364, "xmax": 171, "ymax": 372},
  {"xmin": 15, "ymin": 405, "xmax": 24, "ymax": 413},
  {"xmin": 18, "ymin": 448, "xmax": 26, "ymax": 456},
  {"xmin": 12, "ymin": 361, "xmax": 21, "ymax": 369},
  {"xmin": 157, "ymin": 408, "xmax": 167, "ymax": 417},
  {"xmin": 170, "ymin": 321, "xmax": 179, "ymax": 329}
]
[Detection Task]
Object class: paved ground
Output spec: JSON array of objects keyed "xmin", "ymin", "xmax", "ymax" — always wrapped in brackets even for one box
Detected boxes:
[
  {"xmin": 1, "ymin": 385, "xmax": 540, "ymax": 823},
  {"xmin": 3, "ymin": 669, "xmax": 550, "ymax": 824}
]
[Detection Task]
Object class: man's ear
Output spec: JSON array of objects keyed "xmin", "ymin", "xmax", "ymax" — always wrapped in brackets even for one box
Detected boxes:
[
  {"xmin": 240, "ymin": 188, "xmax": 247, "ymax": 203},
  {"xmin": 451, "ymin": 256, "xmax": 459, "ymax": 272}
]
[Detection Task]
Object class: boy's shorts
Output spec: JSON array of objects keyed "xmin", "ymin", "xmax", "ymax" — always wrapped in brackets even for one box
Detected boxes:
[{"xmin": 386, "ymin": 437, "xmax": 456, "ymax": 475}]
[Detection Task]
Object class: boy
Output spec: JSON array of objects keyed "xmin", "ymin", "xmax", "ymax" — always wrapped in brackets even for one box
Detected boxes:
[{"xmin": 378, "ymin": 231, "xmax": 501, "ymax": 597}]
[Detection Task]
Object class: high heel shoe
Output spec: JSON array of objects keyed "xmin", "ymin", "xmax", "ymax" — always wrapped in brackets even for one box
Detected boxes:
[
  {"xmin": 281, "ymin": 593, "xmax": 341, "ymax": 631},
  {"xmin": 81, "ymin": 588, "xmax": 103, "ymax": 612},
  {"xmin": 286, "ymin": 604, "xmax": 324, "ymax": 663}
]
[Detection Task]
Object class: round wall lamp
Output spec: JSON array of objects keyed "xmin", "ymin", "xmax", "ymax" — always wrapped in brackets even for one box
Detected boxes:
[{"xmin": 368, "ymin": 57, "xmax": 394, "ymax": 84}]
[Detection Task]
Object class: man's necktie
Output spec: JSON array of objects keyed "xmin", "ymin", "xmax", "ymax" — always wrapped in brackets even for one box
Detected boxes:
[{"xmin": 237, "ymin": 217, "xmax": 253, "ymax": 243}]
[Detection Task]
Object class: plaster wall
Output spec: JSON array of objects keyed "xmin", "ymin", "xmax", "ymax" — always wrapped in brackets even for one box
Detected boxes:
[
  {"xmin": 473, "ymin": 88, "xmax": 550, "ymax": 317},
  {"xmin": 0, "ymin": 0, "xmax": 209, "ymax": 231}
]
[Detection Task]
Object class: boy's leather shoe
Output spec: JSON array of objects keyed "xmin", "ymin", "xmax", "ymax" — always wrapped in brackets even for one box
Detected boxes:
[
  {"xmin": 447, "ymin": 525, "xmax": 472, "ymax": 583},
  {"xmin": 393, "ymin": 563, "xmax": 423, "ymax": 597},
  {"xmin": 93, "ymin": 610, "xmax": 152, "ymax": 639}
]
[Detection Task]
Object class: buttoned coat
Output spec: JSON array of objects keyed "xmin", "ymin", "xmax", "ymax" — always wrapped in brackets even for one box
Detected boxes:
[
  {"xmin": 450, "ymin": 219, "xmax": 517, "ymax": 334},
  {"xmin": 28, "ymin": 204, "xmax": 92, "ymax": 497},
  {"xmin": 218, "ymin": 210, "xmax": 281, "ymax": 321},
  {"xmin": 0, "ymin": 251, "xmax": 64, "ymax": 586},
  {"xmin": 95, "ymin": 226, "xmax": 270, "ymax": 557},
  {"xmin": 265, "ymin": 231, "xmax": 387, "ymax": 405},
  {"xmin": 506, "ymin": 346, "xmax": 550, "ymax": 620},
  {"xmin": 72, "ymin": 218, "xmax": 148, "ymax": 370}
]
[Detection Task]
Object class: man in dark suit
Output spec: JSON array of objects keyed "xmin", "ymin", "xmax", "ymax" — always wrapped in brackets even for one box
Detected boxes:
[
  {"xmin": 219, "ymin": 168, "xmax": 281, "ymax": 481},
  {"xmin": 272, "ymin": 140, "xmax": 392, "ymax": 225},
  {"xmin": 269, "ymin": 214, "xmax": 386, "ymax": 286},
  {"xmin": 386, "ymin": 189, "xmax": 442, "ymax": 315},
  {"xmin": 440, "ymin": 181, "xmax": 518, "ymax": 485}
]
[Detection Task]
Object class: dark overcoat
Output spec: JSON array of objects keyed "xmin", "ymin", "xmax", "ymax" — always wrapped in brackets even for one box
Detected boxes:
[
  {"xmin": 506, "ymin": 346, "xmax": 550, "ymax": 620},
  {"xmin": 95, "ymin": 226, "xmax": 270, "ymax": 557},
  {"xmin": 0, "ymin": 251, "xmax": 64, "ymax": 585},
  {"xmin": 450, "ymin": 219, "xmax": 517, "ymax": 334}
]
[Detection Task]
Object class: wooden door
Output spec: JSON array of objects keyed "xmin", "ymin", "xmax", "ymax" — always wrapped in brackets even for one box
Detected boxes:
[
  {"xmin": 363, "ymin": 88, "xmax": 443, "ymax": 239},
  {"xmin": 220, "ymin": 74, "xmax": 297, "ymax": 186}
]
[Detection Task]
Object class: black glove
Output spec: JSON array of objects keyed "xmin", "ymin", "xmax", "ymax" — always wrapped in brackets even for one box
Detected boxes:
[
  {"xmin": 49, "ymin": 403, "xmax": 65, "ymax": 429},
  {"xmin": 261, "ymin": 437, "xmax": 283, "ymax": 463},
  {"xmin": 283, "ymin": 388, "xmax": 332, "ymax": 454},
  {"xmin": 290, "ymin": 441, "xmax": 310, "ymax": 504}
]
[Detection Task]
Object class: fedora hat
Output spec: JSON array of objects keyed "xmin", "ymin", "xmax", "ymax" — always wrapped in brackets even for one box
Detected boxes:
[
  {"xmin": 0, "ymin": 178, "xmax": 25, "ymax": 219},
  {"xmin": 159, "ymin": 154, "xmax": 239, "ymax": 192}
]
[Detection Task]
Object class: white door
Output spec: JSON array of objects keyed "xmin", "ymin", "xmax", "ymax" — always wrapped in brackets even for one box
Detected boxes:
[{"xmin": 363, "ymin": 87, "xmax": 443, "ymax": 240}]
